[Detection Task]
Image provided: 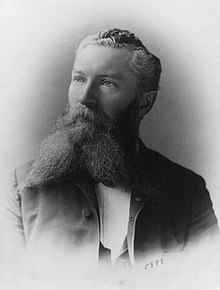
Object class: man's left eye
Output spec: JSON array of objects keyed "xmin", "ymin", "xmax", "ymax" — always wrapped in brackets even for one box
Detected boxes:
[{"xmin": 101, "ymin": 80, "xmax": 118, "ymax": 88}]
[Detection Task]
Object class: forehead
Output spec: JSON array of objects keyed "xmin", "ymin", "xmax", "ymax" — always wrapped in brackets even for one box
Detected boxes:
[{"xmin": 73, "ymin": 45, "xmax": 136, "ymax": 81}]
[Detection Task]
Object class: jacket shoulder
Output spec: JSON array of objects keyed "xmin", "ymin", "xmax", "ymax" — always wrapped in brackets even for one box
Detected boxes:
[{"xmin": 139, "ymin": 139, "xmax": 205, "ymax": 190}]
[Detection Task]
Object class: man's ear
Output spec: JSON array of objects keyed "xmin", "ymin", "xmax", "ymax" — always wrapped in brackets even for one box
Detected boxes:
[{"xmin": 139, "ymin": 90, "xmax": 157, "ymax": 120}]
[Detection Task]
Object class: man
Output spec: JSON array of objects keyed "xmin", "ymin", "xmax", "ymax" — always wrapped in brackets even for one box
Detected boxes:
[{"xmin": 5, "ymin": 28, "xmax": 219, "ymax": 272}]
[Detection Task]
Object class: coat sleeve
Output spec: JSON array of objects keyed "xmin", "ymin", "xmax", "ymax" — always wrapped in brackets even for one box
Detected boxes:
[
  {"xmin": 1, "ymin": 169, "xmax": 29, "ymax": 287},
  {"xmin": 187, "ymin": 176, "xmax": 219, "ymax": 244},
  {"xmin": 3, "ymin": 169, "xmax": 25, "ymax": 253}
]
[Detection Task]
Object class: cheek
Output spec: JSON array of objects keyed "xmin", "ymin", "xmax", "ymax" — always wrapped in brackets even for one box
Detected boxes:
[
  {"xmin": 68, "ymin": 84, "xmax": 78, "ymax": 105},
  {"xmin": 102, "ymin": 102, "xmax": 120, "ymax": 118},
  {"xmin": 100, "ymin": 98, "xmax": 129, "ymax": 118},
  {"xmin": 100, "ymin": 89, "xmax": 136, "ymax": 118}
]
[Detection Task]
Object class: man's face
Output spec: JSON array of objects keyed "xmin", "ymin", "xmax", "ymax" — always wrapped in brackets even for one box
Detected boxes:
[{"xmin": 68, "ymin": 45, "xmax": 138, "ymax": 118}]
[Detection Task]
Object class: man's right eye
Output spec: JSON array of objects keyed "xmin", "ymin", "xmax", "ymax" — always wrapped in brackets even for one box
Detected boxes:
[{"xmin": 72, "ymin": 76, "xmax": 86, "ymax": 83}]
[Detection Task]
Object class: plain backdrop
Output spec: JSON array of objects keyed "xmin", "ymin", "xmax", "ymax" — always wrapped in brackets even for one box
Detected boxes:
[{"xmin": 1, "ymin": 0, "xmax": 220, "ymax": 222}]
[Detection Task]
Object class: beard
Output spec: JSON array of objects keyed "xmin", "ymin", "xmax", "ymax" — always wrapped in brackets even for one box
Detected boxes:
[{"xmin": 24, "ymin": 97, "xmax": 141, "ymax": 191}]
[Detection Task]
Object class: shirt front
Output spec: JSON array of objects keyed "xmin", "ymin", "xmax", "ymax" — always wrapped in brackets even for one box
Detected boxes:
[{"xmin": 95, "ymin": 183, "xmax": 131, "ymax": 264}]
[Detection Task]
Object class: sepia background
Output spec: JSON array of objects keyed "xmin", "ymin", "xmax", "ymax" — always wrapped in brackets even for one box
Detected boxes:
[{"xmin": 1, "ymin": 0, "xmax": 220, "ymax": 220}]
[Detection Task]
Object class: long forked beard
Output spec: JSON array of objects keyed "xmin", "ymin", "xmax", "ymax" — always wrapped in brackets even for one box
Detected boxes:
[{"xmin": 24, "ymin": 98, "xmax": 140, "ymax": 191}]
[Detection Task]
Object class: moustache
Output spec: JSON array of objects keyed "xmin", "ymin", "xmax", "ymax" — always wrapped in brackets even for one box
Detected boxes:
[{"xmin": 55, "ymin": 105, "xmax": 112, "ymax": 132}]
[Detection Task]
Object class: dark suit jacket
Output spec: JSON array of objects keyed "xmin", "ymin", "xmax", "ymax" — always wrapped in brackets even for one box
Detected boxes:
[{"xmin": 5, "ymin": 139, "xmax": 219, "ymax": 266}]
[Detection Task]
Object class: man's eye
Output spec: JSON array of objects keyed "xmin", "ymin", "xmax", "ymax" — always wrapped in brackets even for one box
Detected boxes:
[
  {"xmin": 72, "ymin": 76, "xmax": 86, "ymax": 83},
  {"xmin": 101, "ymin": 80, "xmax": 118, "ymax": 88}
]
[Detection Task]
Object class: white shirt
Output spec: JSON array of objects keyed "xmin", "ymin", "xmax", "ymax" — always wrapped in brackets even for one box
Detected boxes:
[{"xmin": 95, "ymin": 183, "xmax": 131, "ymax": 263}]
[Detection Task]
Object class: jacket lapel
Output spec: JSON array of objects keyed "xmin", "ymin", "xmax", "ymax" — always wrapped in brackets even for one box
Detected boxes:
[
  {"xmin": 127, "ymin": 176, "xmax": 157, "ymax": 265},
  {"xmin": 127, "ymin": 139, "xmax": 161, "ymax": 264},
  {"xmin": 72, "ymin": 176, "xmax": 99, "ymax": 215}
]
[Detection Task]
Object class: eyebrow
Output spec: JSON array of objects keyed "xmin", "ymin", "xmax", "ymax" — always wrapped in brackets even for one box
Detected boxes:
[
  {"xmin": 72, "ymin": 70, "xmax": 86, "ymax": 76},
  {"xmin": 72, "ymin": 70, "xmax": 123, "ymax": 80},
  {"xmin": 99, "ymin": 73, "xmax": 123, "ymax": 80}
]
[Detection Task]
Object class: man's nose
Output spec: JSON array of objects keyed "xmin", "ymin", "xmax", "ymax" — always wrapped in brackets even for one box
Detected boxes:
[{"xmin": 78, "ymin": 83, "xmax": 98, "ymax": 108}]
